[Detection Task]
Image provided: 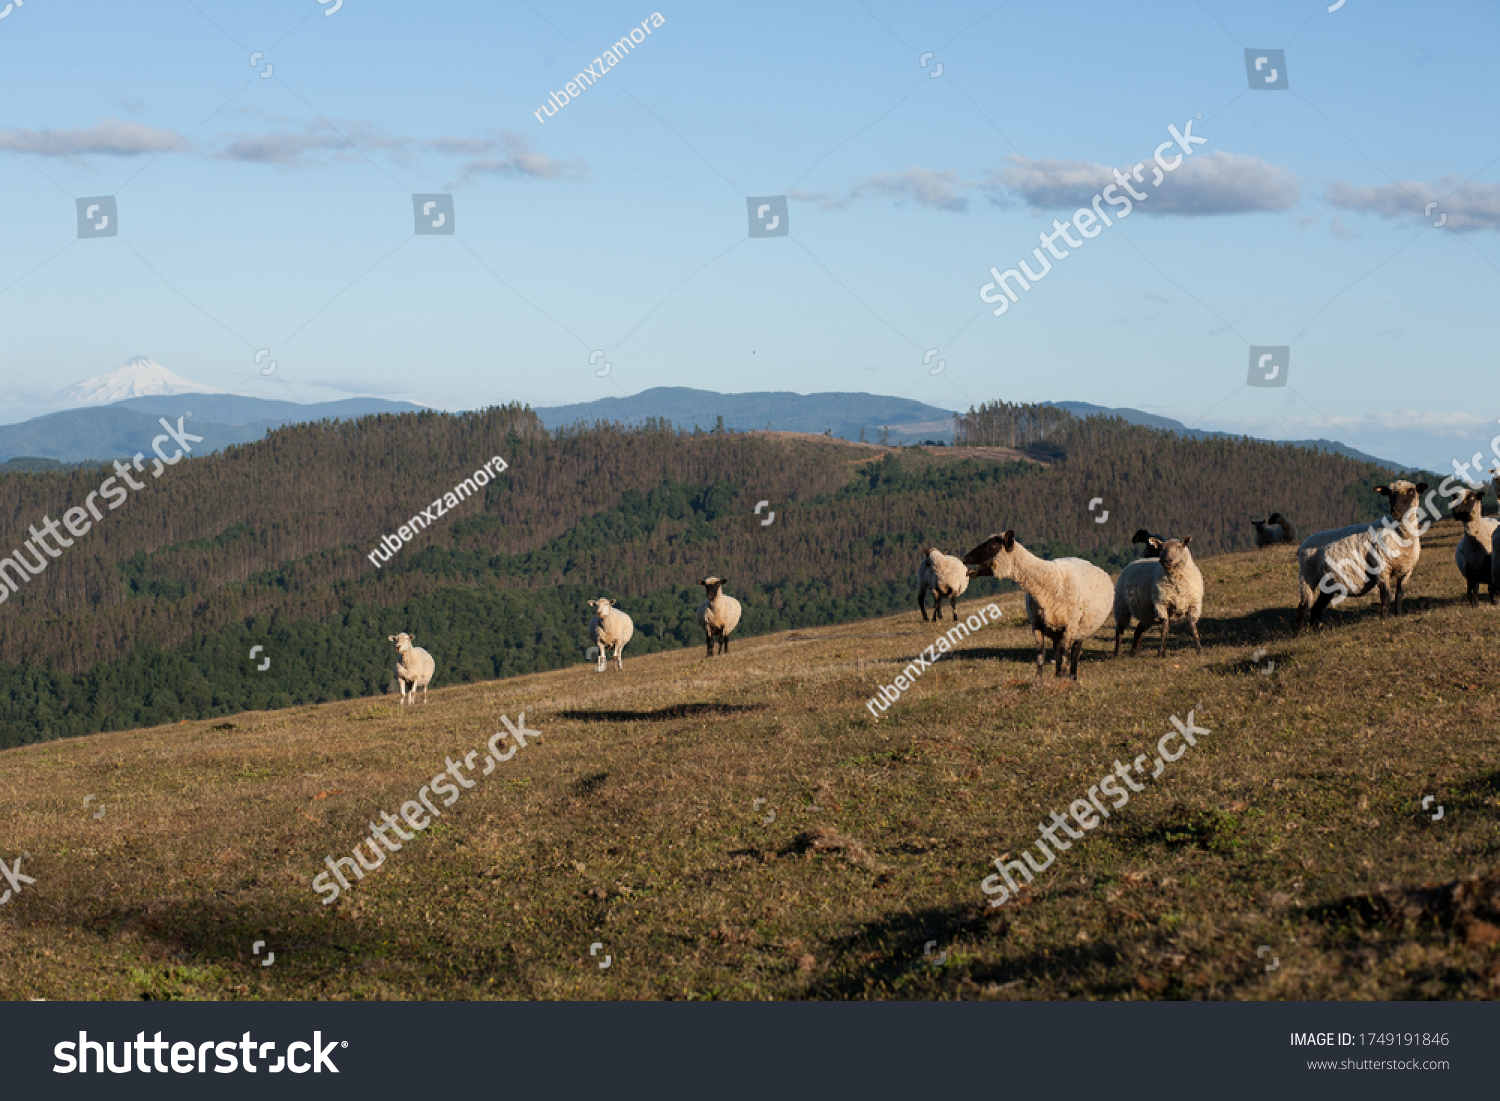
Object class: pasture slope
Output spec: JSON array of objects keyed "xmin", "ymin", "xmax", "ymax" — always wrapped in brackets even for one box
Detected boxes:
[{"xmin": 1, "ymin": 525, "xmax": 1497, "ymax": 1001}]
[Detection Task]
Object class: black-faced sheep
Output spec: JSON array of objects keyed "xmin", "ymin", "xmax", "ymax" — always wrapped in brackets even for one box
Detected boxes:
[
  {"xmin": 1112, "ymin": 537, "xmax": 1204, "ymax": 657},
  {"xmin": 587, "ymin": 598, "xmax": 633, "ymax": 672},
  {"xmin": 917, "ymin": 547, "xmax": 970, "ymax": 621},
  {"xmin": 1251, "ymin": 512, "xmax": 1298, "ymax": 546},
  {"xmin": 1451, "ymin": 486, "xmax": 1497, "ymax": 607},
  {"xmin": 387, "ymin": 632, "xmax": 435, "ymax": 705},
  {"xmin": 963, "ymin": 531, "xmax": 1114, "ymax": 680},
  {"xmin": 696, "ymin": 577, "xmax": 742, "ymax": 657},
  {"xmin": 1131, "ymin": 529, "xmax": 1166, "ymax": 559},
  {"xmin": 1294, "ymin": 480, "xmax": 1430, "ymax": 632}
]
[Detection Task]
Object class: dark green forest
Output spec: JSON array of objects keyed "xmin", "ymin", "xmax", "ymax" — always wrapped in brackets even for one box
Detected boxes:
[{"xmin": 0, "ymin": 402, "xmax": 1433, "ymax": 748}]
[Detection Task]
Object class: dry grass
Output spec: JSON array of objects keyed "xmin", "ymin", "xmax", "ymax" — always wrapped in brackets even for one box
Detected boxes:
[{"xmin": 1, "ymin": 524, "xmax": 1497, "ymax": 1000}]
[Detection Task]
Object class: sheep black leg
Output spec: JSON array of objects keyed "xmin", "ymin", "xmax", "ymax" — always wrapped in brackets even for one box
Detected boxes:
[
  {"xmin": 918, "ymin": 584, "xmax": 929, "ymax": 622},
  {"xmin": 1069, "ymin": 640, "xmax": 1083, "ymax": 680},
  {"xmin": 1157, "ymin": 615, "xmax": 1172, "ymax": 658},
  {"xmin": 1308, "ymin": 589, "xmax": 1335, "ymax": 629},
  {"xmin": 1188, "ymin": 617, "xmax": 1203, "ymax": 653},
  {"xmin": 1129, "ymin": 622, "xmax": 1149, "ymax": 657},
  {"xmin": 1113, "ymin": 623, "xmax": 1124, "ymax": 657},
  {"xmin": 706, "ymin": 633, "xmax": 714, "ymax": 658}
]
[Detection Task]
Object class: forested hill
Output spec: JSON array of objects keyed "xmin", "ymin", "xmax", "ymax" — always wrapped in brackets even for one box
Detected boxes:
[{"xmin": 0, "ymin": 404, "xmax": 1430, "ymax": 748}]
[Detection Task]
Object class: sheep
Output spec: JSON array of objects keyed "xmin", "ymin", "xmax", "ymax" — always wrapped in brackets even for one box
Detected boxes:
[
  {"xmin": 1251, "ymin": 511, "xmax": 1298, "ymax": 547},
  {"xmin": 962, "ymin": 530, "xmax": 1114, "ymax": 680},
  {"xmin": 587, "ymin": 598, "xmax": 633, "ymax": 672},
  {"xmin": 387, "ymin": 632, "xmax": 435, "ymax": 705},
  {"xmin": 1493, "ymin": 467, "xmax": 1500, "ymax": 601},
  {"xmin": 917, "ymin": 547, "xmax": 970, "ymax": 621},
  {"xmin": 1131, "ymin": 529, "xmax": 1166, "ymax": 559},
  {"xmin": 1450, "ymin": 485, "xmax": 1497, "ymax": 607},
  {"xmin": 1112, "ymin": 537, "xmax": 1204, "ymax": 657},
  {"xmin": 696, "ymin": 576, "xmax": 742, "ymax": 657},
  {"xmin": 1294, "ymin": 480, "xmax": 1431, "ymax": 633}
]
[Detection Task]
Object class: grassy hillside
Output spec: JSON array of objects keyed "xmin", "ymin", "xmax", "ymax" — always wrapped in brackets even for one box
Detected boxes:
[
  {"xmin": 0, "ymin": 405, "xmax": 1431, "ymax": 748},
  {"xmin": 1, "ymin": 525, "xmax": 1496, "ymax": 1001}
]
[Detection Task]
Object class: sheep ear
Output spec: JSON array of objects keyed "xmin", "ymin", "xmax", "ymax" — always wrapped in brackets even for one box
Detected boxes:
[
  {"xmin": 1374, "ymin": 485, "xmax": 1391, "ymax": 496},
  {"xmin": 1416, "ymin": 482, "xmax": 1430, "ymax": 494},
  {"xmin": 387, "ymin": 635, "xmax": 396, "ymax": 641},
  {"xmin": 1148, "ymin": 537, "xmax": 1164, "ymax": 549},
  {"xmin": 1001, "ymin": 530, "xmax": 1015, "ymax": 550},
  {"xmin": 1131, "ymin": 529, "xmax": 1151, "ymax": 544},
  {"xmin": 1182, "ymin": 535, "xmax": 1193, "ymax": 547}
]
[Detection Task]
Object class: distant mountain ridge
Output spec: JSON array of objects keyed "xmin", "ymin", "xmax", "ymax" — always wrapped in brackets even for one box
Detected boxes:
[
  {"xmin": 1046, "ymin": 401, "xmax": 1413, "ymax": 473},
  {"xmin": 534, "ymin": 387, "xmax": 957, "ymax": 442},
  {"xmin": 534, "ymin": 388, "xmax": 1419, "ymax": 472},
  {"xmin": 0, "ymin": 395, "xmax": 429, "ymax": 463}
]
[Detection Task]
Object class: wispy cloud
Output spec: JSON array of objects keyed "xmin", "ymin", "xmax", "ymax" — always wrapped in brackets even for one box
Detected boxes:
[
  {"xmin": 791, "ymin": 168, "xmax": 969, "ymax": 212},
  {"xmin": 0, "ymin": 116, "xmax": 184, "ymax": 157},
  {"xmin": 1324, "ymin": 176, "xmax": 1500, "ymax": 232},
  {"xmin": 992, "ymin": 150, "xmax": 1300, "ymax": 215},
  {"xmin": 0, "ymin": 112, "xmax": 584, "ymax": 186},
  {"xmin": 215, "ymin": 121, "xmax": 583, "ymax": 184}
]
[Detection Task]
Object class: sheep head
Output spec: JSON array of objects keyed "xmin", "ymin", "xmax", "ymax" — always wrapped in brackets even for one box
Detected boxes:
[
  {"xmin": 1375, "ymin": 480, "xmax": 1430, "ymax": 521},
  {"xmin": 700, "ymin": 576, "xmax": 727, "ymax": 594},
  {"xmin": 1157, "ymin": 537, "xmax": 1194, "ymax": 573},
  {"xmin": 1451, "ymin": 486, "xmax": 1486, "ymax": 522},
  {"xmin": 588, "ymin": 598, "xmax": 617, "ymax": 614},
  {"xmin": 1132, "ymin": 529, "xmax": 1166, "ymax": 557},
  {"xmin": 387, "ymin": 632, "xmax": 415, "ymax": 654},
  {"xmin": 962, "ymin": 531, "xmax": 1016, "ymax": 580}
]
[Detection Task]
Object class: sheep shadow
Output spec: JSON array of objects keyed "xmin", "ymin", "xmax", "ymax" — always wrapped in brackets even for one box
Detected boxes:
[
  {"xmin": 799, "ymin": 901, "xmax": 1131, "ymax": 999},
  {"xmin": 556, "ymin": 703, "xmax": 766, "ymax": 723}
]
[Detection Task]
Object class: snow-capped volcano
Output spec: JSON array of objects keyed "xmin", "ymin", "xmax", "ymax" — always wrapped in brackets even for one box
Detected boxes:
[{"xmin": 53, "ymin": 358, "xmax": 221, "ymax": 405}]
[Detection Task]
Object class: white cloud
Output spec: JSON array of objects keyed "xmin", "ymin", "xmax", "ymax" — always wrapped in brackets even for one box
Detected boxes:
[
  {"xmin": 992, "ymin": 151, "xmax": 1300, "ymax": 215},
  {"xmin": 1325, "ymin": 176, "xmax": 1500, "ymax": 231},
  {"xmin": 0, "ymin": 117, "xmax": 183, "ymax": 157}
]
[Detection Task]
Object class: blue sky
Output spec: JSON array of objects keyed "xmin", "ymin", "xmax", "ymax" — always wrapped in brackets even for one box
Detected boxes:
[{"xmin": 1, "ymin": 0, "xmax": 1497, "ymax": 471}]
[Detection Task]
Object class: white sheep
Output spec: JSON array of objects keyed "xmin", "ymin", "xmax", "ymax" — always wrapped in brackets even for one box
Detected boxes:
[
  {"xmin": 1451, "ymin": 485, "xmax": 1497, "ymax": 607},
  {"xmin": 1112, "ymin": 536, "xmax": 1204, "ymax": 657},
  {"xmin": 1294, "ymin": 480, "xmax": 1430, "ymax": 632},
  {"xmin": 962, "ymin": 530, "xmax": 1114, "ymax": 680},
  {"xmin": 917, "ymin": 547, "xmax": 971, "ymax": 622},
  {"xmin": 387, "ymin": 632, "xmax": 435, "ymax": 705},
  {"xmin": 1251, "ymin": 512, "xmax": 1298, "ymax": 547},
  {"xmin": 696, "ymin": 576, "xmax": 742, "ymax": 657},
  {"xmin": 587, "ymin": 598, "xmax": 633, "ymax": 672}
]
